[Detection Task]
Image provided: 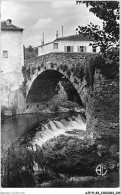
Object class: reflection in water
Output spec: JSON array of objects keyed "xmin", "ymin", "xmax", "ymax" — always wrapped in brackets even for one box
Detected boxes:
[{"xmin": 1, "ymin": 113, "xmax": 57, "ymax": 156}]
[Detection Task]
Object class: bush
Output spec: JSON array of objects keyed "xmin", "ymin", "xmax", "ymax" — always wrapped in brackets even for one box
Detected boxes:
[
  {"xmin": 97, "ymin": 48, "xmax": 119, "ymax": 79},
  {"xmin": 1, "ymin": 144, "xmax": 35, "ymax": 187},
  {"xmin": 84, "ymin": 48, "xmax": 119, "ymax": 87},
  {"xmin": 1, "ymin": 132, "xmax": 119, "ymax": 187}
]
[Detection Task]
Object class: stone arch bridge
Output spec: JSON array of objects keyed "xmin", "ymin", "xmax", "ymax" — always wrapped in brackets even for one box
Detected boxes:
[
  {"xmin": 24, "ymin": 52, "xmax": 94, "ymax": 107},
  {"xmin": 23, "ymin": 52, "xmax": 119, "ymax": 134}
]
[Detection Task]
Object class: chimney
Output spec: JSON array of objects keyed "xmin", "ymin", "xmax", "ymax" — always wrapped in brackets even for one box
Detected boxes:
[
  {"xmin": 56, "ymin": 30, "xmax": 59, "ymax": 39},
  {"xmin": 6, "ymin": 19, "xmax": 12, "ymax": 25},
  {"xmin": 62, "ymin": 26, "xmax": 63, "ymax": 37},
  {"xmin": 42, "ymin": 33, "xmax": 44, "ymax": 45}
]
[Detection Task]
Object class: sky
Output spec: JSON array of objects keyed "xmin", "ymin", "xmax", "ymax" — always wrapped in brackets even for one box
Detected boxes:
[{"xmin": 1, "ymin": 0, "xmax": 103, "ymax": 47}]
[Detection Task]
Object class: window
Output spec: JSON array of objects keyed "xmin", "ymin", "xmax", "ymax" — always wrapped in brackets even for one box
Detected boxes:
[
  {"xmin": 67, "ymin": 46, "xmax": 71, "ymax": 52},
  {"xmin": 64, "ymin": 46, "xmax": 73, "ymax": 52},
  {"xmin": 3, "ymin": 51, "xmax": 8, "ymax": 58},
  {"xmin": 77, "ymin": 46, "xmax": 86, "ymax": 52},
  {"xmin": 53, "ymin": 43, "xmax": 58, "ymax": 49},
  {"xmin": 80, "ymin": 46, "xmax": 84, "ymax": 52},
  {"xmin": 92, "ymin": 47, "xmax": 96, "ymax": 52}
]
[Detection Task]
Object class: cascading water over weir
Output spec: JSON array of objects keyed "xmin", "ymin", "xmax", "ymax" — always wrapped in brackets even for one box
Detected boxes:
[{"xmin": 31, "ymin": 114, "xmax": 86, "ymax": 148}]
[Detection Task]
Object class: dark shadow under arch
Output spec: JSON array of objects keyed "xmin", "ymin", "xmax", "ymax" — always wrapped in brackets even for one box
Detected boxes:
[{"xmin": 27, "ymin": 70, "xmax": 83, "ymax": 107}]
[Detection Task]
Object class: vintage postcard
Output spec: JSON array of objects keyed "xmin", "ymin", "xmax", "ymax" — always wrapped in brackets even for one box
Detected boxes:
[{"xmin": 1, "ymin": 0, "xmax": 120, "ymax": 194}]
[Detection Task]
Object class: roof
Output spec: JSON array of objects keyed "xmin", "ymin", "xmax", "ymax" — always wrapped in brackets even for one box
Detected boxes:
[
  {"xmin": 54, "ymin": 34, "xmax": 94, "ymax": 41},
  {"xmin": 1, "ymin": 20, "xmax": 24, "ymax": 31},
  {"xmin": 37, "ymin": 34, "xmax": 94, "ymax": 47},
  {"xmin": 38, "ymin": 41, "xmax": 54, "ymax": 48}
]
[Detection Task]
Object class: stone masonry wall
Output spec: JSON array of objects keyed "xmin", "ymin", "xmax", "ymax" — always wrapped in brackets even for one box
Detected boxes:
[
  {"xmin": 86, "ymin": 69, "xmax": 119, "ymax": 138},
  {"xmin": 24, "ymin": 52, "xmax": 93, "ymax": 69},
  {"xmin": 24, "ymin": 52, "xmax": 95, "ymax": 106},
  {"xmin": 24, "ymin": 53, "xmax": 119, "ymax": 136}
]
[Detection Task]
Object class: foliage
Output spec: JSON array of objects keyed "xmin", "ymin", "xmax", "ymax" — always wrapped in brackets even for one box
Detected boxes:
[
  {"xmin": 1, "ymin": 130, "xmax": 119, "ymax": 187},
  {"xmin": 96, "ymin": 47, "xmax": 119, "ymax": 79},
  {"xmin": 24, "ymin": 45, "xmax": 38, "ymax": 60},
  {"xmin": 36, "ymin": 134, "xmax": 118, "ymax": 178},
  {"xmin": 21, "ymin": 66, "xmax": 31, "ymax": 97},
  {"xmin": 84, "ymin": 47, "xmax": 119, "ymax": 87},
  {"xmin": 84, "ymin": 55, "xmax": 99, "ymax": 87},
  {"xmin": 76, "ymin": 1, "xmax": 119, "ymax": 54},
  {"xmin": 22, "ymin": 66, "xmax": 31, "ymax": 80},
  {"xmin": 2, "ymin": 144, "xmax": 35, "ymax": 187}
]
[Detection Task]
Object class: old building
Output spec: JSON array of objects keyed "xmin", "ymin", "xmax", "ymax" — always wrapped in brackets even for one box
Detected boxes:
[
  {"xmin": 1, "ymin": 19, "xmax": 25, "ymax": 115},
  {"xmin": 37, "ymin": 34, "xmax": 100, "ymax": 56}
]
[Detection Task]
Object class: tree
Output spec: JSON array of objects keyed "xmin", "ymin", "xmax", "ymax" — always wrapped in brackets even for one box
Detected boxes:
[
  {"xmin": 76, "ymin": 1, "xmax": 119, "ymax": 54},
  {"xmin": 24, "ymin": 45, "xmax": 38, "ymax": 60}
]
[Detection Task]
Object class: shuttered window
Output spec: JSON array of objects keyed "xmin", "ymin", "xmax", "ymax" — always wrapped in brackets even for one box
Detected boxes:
[
  {"xmin": 77, "ymin": 46, "xmax": 87, "ymax": 52},
  {"xmin": 64, "ymin": 46, "xmax": 73, "ymax": 52},
  {"xmin": 80, "ymin": 46, "xmax": 84, "ymax": 52}
]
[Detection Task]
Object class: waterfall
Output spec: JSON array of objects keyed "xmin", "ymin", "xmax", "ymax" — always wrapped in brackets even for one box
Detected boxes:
[{"xmin": 32, "ymin": 114, "xmax": 86, "ymax": 148}]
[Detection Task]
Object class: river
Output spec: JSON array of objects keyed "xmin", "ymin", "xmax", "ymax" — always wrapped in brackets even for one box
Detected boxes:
[
  {"xmin": 1, "ymin": 112, "xmax": 86, "ymax": 157},
  {"xmin": 1, "ymin": 112, "xmax": 119, "ymax": 188}
]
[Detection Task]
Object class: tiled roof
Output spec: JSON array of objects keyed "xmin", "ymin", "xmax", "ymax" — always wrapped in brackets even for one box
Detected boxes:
[
  {"xmin": 54, "ymin": 34, "xmax": 94, "ymax": 41},
  {"xmin": 37, "ymin": 34, "xmax": 94, "ymax": 47},
  {"xmin": 1, "ymin": 21, "xmax": 23, "ymax": 31}
]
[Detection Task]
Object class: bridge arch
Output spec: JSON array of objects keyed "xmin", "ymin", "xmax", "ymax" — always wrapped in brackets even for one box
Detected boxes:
[{"xmin": 26, "ymin": 69, "xmax": 84, "ymax": 108}]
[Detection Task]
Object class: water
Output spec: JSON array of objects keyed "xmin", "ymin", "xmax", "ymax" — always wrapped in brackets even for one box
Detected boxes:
[
  {"xmin": 32, "ymin": 115, "xmax": 86, "ymax": 148},
  {"xmin": 1, "ymin": 112, "xmax": 86, "ymax": 156}
]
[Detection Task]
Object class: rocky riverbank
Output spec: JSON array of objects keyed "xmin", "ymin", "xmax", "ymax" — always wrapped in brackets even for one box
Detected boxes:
[
  {"xmin": 22, "ymin": 100, "xmax": 85, "ymax": 115},
  {"xmin": 1, "ymin": 100, "xmax": 85, "ymax": 117}
]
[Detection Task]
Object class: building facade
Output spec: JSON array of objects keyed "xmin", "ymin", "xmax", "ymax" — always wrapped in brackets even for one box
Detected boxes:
[
  {"xmin": 1, "ymin": 19, "xmax": 25, "ymax": 114},
  {"xmin": 38, "ymin": 34, "xmax": 100, "ymax": 56}
]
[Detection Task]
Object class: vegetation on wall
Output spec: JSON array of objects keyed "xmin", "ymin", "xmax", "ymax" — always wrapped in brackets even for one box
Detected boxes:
[
  {"xmin": 24, "ymin": 45, "xmax": 38, "ymax": 60},
  {"xmin": 84, "ymin": 47, "xmax": 119, "ymax": 87}
]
